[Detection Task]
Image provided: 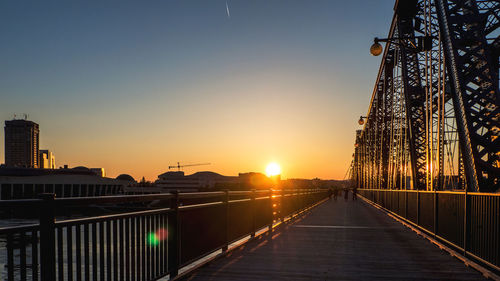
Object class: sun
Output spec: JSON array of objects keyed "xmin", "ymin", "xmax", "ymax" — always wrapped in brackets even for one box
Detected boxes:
[{"xmin": 265, "ymin": 162, "xmax": 281, "ymax": 177}]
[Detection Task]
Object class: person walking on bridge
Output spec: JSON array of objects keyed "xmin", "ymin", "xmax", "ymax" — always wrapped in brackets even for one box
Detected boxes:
[{"xmin": 352, "ymin": 187, "xmax": 357, "ymax": 201}]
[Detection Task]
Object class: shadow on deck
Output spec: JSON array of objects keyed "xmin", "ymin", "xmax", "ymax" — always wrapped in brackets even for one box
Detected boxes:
[{"xmin": 180, "ymin": 195, "xmax": 485, "ymax": 280}]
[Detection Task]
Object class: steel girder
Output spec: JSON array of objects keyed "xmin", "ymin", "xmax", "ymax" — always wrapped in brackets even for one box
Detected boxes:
[
  {"xmin": 396, "ymin": 2, "xmax": 428, "ymax": 190},
  {"xmin": 351, "ymin": 0, "xmax": 499, "ymax": 192},
  {"xmin": 382, "ymin": 54, "xmax": 395, "ymax": 189},
  {"xmin": 435, "ymin": 0, "xmax": 500, "ymax": 191}
]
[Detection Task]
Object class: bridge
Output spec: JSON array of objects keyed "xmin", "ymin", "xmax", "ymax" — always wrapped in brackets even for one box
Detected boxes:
[
  {"xmin": 1, "ymin": 0, "xmax": 499, "ymax": 280},
  {"xmin": 0, "ymin": 189, "xmax": 497, "ymax": 280}
]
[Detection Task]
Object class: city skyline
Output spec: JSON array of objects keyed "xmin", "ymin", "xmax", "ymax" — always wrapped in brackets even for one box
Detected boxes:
[
  {"xmin": 0, "ymin": 0, "xmax": 395, "ymax": 181},
  {"xmin": 0, "ymin": 1, "xmax": 497, "ymax": 280}
]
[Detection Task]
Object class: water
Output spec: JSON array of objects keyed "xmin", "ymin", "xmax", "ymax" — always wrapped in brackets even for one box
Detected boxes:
[{"xmin": 0, "ymin": 219, "xmax": 38, "ymax": 280}]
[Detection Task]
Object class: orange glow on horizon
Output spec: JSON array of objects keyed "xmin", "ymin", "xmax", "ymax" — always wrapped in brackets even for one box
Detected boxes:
[{"xmin": 4, "ymin": 74, "xmax": 357, "ymax": 182}]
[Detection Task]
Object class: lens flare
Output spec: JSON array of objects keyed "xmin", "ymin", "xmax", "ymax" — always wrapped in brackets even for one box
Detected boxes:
[
  {"xmin": 148, "ymin": 233, "xmax": 159, "ymax": 246},
  {"xmin": 148, "ymin": 228, "xmax": 168, "ymax": 246},
  {"xmin": 156, "ymin": 228, "xmax": 168, "ymax": 240}
]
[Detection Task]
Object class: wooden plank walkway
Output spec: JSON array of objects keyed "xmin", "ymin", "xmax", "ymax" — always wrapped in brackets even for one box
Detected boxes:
[{"xmin": 182, "ymin": 195, "xmax": 485, "ymax": 280}]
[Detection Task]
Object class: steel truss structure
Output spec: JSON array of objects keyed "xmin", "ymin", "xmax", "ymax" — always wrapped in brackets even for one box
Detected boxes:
[{"xmin": 352, "ymin": 0, "xmax": 499, "ymax": 192}]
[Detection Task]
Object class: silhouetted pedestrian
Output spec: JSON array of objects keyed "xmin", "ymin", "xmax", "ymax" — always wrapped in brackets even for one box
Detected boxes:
[
  {"xmin": 333, "ymin": 189, "xmax": 339, "ymax": 201},
  {"xmin": 344, "ymin": 188, "xmax": 348, "ymax": 201},
  {"xmin": 352, "ymin": 187, "xmax": 357, "ymax": 201}
]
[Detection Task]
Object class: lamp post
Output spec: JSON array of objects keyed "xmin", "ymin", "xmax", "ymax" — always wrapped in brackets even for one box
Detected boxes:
[
  {"xmin": 370, "ymin": 35, "xmax": 434, "ymax": 56},
  {"xmin": 358, "ymin": 116, "xmax": 367, "ymax": 125}
]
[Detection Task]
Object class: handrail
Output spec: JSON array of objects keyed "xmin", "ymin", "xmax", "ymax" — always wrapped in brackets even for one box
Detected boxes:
[
  {"xmin": 54, "ymin": 207, "xmax": 173, "ymax": 227},
  {"xmin": 0, "ymin": 188, "xmax": 330, "ymax": 281},
  {"xmin": 0, "ymin": 188, "xmax": 327, "ymax": 208},
  {"xmin": 179, "ymin": 191, "xmax": 225, "ymax": 199},
  {"xmin": 359, "ymin": 188, "xmax": 500, "ymax": 196},
  {"xmin": 54, "ymin": 193, "xmax": 175, "ymax": 206},
  {"xmin": 0, "ymin": 223, "xmax": 38, "ymax": 233}
]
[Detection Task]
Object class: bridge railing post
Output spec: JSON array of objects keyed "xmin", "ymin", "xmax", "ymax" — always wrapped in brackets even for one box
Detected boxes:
[
  {"xmin": 39, "ymin": 193, "xmax": 56, "ymax": 281},
  {"xmin": 251, "ymin": 189, "xmax": 256, "ymax": 238},
  {"xmin": 434, "ymin": 190, "xmax": 438, "ymax": 237},
  {"xmin": 222, "ymin": 190, "xmax": 229, "ymax": 252},
  {"xmin": 269, "ymin": 189, "xmax": 273, "ymax": 232},
  {"xmin": 405, "ymin": 191, "xmax": 408, "ymax": 219},
  {"xmin": 280, "ymin": 189, "xmax": 284, "ymax": 222},
  {"xmin": 168, "ymin": 190, "xmax": 180, "ymax": 278},
  {"xmin": 463, "ymin": 190, "xmax": 469, "ymax": 257},
  {"xmin": 417, "ymin": 190, "xmax": 420, "ymax": 226}
]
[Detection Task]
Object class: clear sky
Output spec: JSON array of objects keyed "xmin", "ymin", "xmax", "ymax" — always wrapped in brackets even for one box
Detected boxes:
[{"xmin": 0, "ymin": 0, "xmax": 395, "ymax": 181}]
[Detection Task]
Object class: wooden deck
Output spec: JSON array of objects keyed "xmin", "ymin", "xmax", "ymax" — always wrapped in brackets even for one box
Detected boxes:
[{"xmin": 182, "ymin": 195, "xmax": 485, "ymax": 280}]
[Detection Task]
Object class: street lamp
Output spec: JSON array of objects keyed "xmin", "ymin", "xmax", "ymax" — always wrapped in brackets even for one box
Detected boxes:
[
  {"xmin": 369, "ymin": 35, "xmax": 434, "ymax": 56},
  {"xmin": 358, "ymin": 116, "xmax": 367, "ymax": 125},
  {"xmin": 370, "ymin": 40, "xmax": 383, "ymax": 56}
]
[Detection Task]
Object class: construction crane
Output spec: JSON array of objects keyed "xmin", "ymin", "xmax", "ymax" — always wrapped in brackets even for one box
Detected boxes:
[{"xmin": 168, "ymin": 162, "xmax": 211, "ymax": 171}]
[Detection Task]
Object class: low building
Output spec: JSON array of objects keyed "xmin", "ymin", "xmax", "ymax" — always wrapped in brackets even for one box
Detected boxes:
[
  {"xmin": 156, "ymin": 171, "xmax": 201, "ymax": 191},
  {"xmin": 238, "ymin": 172, "xmax": 275, "ymax": 189},
  {"xmin": 155, "ymin": 171, "xmax": 241, "ymax": 191},
  {"xmin": 155, "ymin": 171, "xmax": 275, "ymax": 191},
  {"xmin": 72, "ymin": 166, "xmax": 106, "ymax": 177},
  {"xmin": 90, "ymin": 168, "xmax": 106, "ymax": 177},
  {"xmin": 0, "ymin": 167, "xmax": 129, "ymax": 200}
]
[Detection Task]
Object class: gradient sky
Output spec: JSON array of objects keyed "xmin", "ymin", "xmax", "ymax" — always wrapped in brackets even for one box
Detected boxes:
[{"xmin": 0, "ymin": 0, "xmax": 395, "ymax": 181}]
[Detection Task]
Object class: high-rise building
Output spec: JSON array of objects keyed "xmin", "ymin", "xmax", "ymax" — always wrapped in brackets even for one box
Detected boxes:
[
  {"xmin": 39, "ymin": 149, "xmax": 56, "ymax": 169},
  {"xmin": 4, "ymin": 119, "xmax": 40, "ymax": 168}
]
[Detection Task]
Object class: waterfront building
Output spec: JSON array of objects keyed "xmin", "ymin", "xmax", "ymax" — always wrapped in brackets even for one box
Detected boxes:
[
  {"xmin": 0, "ymin": 167, "xmax": 131, "ymax": 200},
  {"xmin": 4, "ymin": 119, "xmax": 40, "ymax": 168}
]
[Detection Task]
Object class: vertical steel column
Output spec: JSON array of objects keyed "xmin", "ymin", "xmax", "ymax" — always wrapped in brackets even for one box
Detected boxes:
[
  {"xmin": 382, "ymin": 57, "xmax": 395, "ymax": 189},
  {"xmin": 397, "ymin": 11, "xmax": 428, "ymax": 190},
  {"xmin": 435, "ymin": 0, "xmax": 499, "ymax": 192}
]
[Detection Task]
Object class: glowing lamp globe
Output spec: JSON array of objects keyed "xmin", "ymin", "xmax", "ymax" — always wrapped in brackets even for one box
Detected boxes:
[
  {"xmin": 358, "ymin": 117, "xmax": 365, "ymax": 125},
  {"xmin": 370, "ymin": 42, "xmax": 383, "ymax": 56}
]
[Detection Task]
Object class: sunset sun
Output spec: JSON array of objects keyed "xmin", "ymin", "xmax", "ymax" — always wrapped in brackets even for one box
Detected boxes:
[{"xmin": 265, "ymin": 162, "xmax": 281, "ymax": 177}]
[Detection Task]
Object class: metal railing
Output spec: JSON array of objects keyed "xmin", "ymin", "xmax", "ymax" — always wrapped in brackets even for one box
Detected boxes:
[
  {"xmin": 0, "ymin": 188, "xmax": 330, "ymax": 280},
  {"xmin": 359, "ymin": 189, "xmax": 500, "ymax": 272}
]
